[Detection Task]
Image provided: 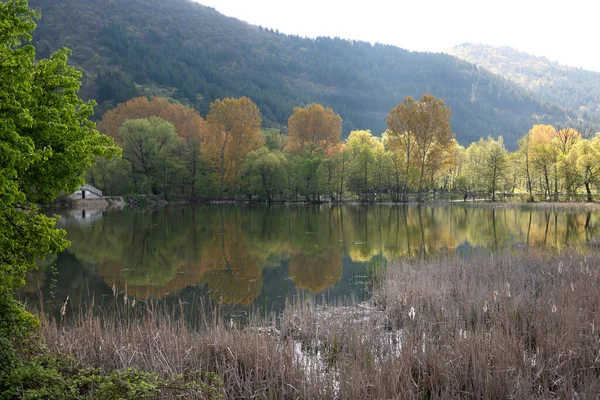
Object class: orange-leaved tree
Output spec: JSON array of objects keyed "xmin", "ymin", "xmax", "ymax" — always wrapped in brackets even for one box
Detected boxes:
[
  {"xmin": 203, "ymin": 97, "xmax": 263, "ymax": 196},
  {"xmin": 286, "ymin": 103, "xmax": 342, "ymax": 156},
  {"xmin": 97, "ymin": 97, "xmax": 208, "ymax": 197},
  {"xmin": 98, "ymin": 96, "xmax": 206, "ymax": 142}
]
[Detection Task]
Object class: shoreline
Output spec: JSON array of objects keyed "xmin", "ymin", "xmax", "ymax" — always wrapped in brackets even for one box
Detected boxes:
[{"xmin": 53, "ymin": 196, "xmax": 600, "ymax": 212}]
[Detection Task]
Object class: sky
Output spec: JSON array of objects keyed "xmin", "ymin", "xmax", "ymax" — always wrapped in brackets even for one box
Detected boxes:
[{"xmin": 194, "ymin": 0, "xmax": 600, "ymax": 72}]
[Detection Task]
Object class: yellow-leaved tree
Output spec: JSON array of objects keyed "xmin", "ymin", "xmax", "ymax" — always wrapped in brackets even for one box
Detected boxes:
[
  {"xmin": 528, "ymin": 124, "xmax": 558, "ymax": 198},
  {"xmin": 203, "ymin": 97, "xmax": 263, "ymax": 196},
  {"xmin": 387, "ymin": 94, "xmax": 454, "ymax": 201},
  {"xmin": 286, "ymin": 103, "xmax": 342, "ymax": 156}
]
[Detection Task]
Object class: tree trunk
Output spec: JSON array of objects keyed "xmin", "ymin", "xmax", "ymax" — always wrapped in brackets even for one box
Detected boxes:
[
  {"xmin": 220, "ymin": 148, "xmax": 225, "ymax": 196},
  {"xmin": 585, "ymin": 181, "xmax": 593, "ymax": 202},
  {"xmin": 544, "ymin": 167, "xmax": 550, "ymax": 200},
  {"xmin": 191, "ymin": 152, "xmax": 197, "ymax": 200}
]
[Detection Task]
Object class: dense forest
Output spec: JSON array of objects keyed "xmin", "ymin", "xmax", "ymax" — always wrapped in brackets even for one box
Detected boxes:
[
  {"xmin": 27, "ymin": 0, "xmax": 583, "ymax": 148},
  {"xmin": 448, "ymin": 43, "xmax": 600, "ymax": 126}
]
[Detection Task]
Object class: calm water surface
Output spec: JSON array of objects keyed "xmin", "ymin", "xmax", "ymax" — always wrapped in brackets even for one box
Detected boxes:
[{"xmin": 25, "ymin": 204, "xmax": 600, "ymax": 321}]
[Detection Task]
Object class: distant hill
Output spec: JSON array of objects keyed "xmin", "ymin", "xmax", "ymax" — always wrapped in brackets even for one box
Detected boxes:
[
  {"xmin": 448, "ymin": 43, "xmax": 600, "ymax": 128},
  {"xmin": 28, "ymin": 0, "xmax": 581, "ymax": 148}
]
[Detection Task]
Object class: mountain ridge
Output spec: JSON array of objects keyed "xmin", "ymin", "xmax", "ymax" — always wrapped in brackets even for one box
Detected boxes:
[
  {"xmin": 28, "ymin": 0, "xmax": 583, "ymax": 148},
  {"xmin": 447, "ymin": 43, "xmax": 600, "ymax": 129}
]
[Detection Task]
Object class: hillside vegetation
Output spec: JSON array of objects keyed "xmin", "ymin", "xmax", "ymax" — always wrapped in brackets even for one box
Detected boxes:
[
  {"xmin": 28, "ymin": 0, "xmax": 578, "ymax": 148},
  {"xmin": 448, "ymin": 43, "xmax": 600, "ymax": 127}
]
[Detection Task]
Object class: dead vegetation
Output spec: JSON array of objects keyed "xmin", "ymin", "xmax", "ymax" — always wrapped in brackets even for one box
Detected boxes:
[{"xmin": 40, "ymin": 250, "xmax": 600, "ymax": 399}]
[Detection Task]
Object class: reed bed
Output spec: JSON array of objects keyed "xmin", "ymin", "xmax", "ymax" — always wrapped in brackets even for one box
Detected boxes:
[{"xmin": 40, "ymin": 250, "xmax": 600, "ymax": 399}]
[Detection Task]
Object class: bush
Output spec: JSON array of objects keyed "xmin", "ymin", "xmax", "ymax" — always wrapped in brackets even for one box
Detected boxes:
[{"xmin": 1, "ymin": 353, "xmax": 223, "ymax": 400}]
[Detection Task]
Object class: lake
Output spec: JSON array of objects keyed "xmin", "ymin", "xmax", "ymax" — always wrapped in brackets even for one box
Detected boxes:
[{"xmin": 24, "ymin": 204, "xmax": 600, "ymax": 322}]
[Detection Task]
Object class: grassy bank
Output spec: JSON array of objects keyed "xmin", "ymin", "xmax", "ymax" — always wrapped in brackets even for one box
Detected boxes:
[{"xmin": 30, "ymin": 250, "xmax": 600, "ymax": 398}]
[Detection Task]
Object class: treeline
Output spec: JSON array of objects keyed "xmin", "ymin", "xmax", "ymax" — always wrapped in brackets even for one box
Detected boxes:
[{"xmin": 88, "ymin": 95, "xmax": 600, "ymax": 203}]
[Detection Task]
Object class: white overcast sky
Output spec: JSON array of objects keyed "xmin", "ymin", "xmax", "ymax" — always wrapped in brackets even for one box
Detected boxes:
[{"xmin": 193, "ymin": 0, "xmax": 600, "ymax": 72}]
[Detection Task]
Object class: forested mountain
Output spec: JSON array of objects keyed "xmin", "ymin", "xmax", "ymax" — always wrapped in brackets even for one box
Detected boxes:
[
  {"xmin": 448, "ymin": 43, "xmax": 600, "ymax": 127},
  {"xmin": 29, "ymin": 0, "xmax": 579, "ymax": 148}
]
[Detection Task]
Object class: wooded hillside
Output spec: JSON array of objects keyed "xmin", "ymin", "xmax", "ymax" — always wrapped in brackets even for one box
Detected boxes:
[
  {"xmin": 29, "ymin": 0, "xmax": 581, "ymax": 148},
  {"xmin": 448, "ymin": 43, "xmax": 600, "ymax": 128}
]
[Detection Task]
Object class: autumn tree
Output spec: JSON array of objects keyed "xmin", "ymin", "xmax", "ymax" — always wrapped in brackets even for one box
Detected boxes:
[
  {"xmin": 387, "ymin": 94, "xmax": 454, "ymax": 201},
  {"xmin": 97, "ymin": 96, "xmax": 207, "ymax": 197},
  {"xmin": 203, "ymin": 97, "xmax": 263, "ymax": 196},
  {"xmin": 286, "ymin": 103, "xmax": 342, "ymax": 156},
  {"xmin": 98, "ymin": 96, "xmax": 206, "ymax": 142},
  {"xmin": 423, "ymin": 139, "xmax": 457, "ymax": 191}
]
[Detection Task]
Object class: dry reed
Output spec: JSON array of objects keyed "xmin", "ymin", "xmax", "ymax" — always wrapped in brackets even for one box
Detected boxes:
[{"xmin": 40, "ymin": 249, "xmax": 600, "ymax": 399}]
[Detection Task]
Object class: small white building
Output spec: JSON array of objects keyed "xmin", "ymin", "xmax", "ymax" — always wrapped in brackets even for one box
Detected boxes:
[{"xmin": 67, "ymin": 184, "xmax": 103, "ymax": 200}]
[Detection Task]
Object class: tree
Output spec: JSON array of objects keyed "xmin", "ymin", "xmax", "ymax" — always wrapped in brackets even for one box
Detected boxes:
[
  {"xmin": 203, "ymin": 97, "xmax": 263, "ymax": 196},
  {"xmin": 517, "ymin": 132, "xmax": 535, "ymax": 202},
  {"xmin": 119, "ymin": 117, "xmax": 180, "ymax": 195},
  {"xmin": 262, "ymin": 128, "xmax": 287, "ymax": 152},
  {"xmin": 286, "ymin": 103, "xmax": 342, "ymax": 157},
  {"xmin": 98, "ymin": 96, "xmax": 207, "ymax": 143},
  {"xmin": 567, "ymin": 136, "xmax": 600, "ymax": 202},
  {"xmin": 243, "ymin": 148, "xmax": 287, "ymax": 202},
  {"xmin": 387, "ymin": 94, "xmax": 454, "ymax": 201},
  {"xmin": 97, "ymin": 96, "xmax": 208, "ymax": 197},
  {"xmin": 346, "ymin": 130, "xmax": 380, "ymax": 199},
  {"xmin": 554, "ymin": 127, "xmax": 581, "ymax": 198},
  {"xmin": 464, "ymin": 137, "xmax": 507, "ymax": 200},
  {"xmin": 447, "ymin": 143, "xmax": 466, "ymax": 191},
  {"xmin": 464, "ymin": 139, "xmax": 488, "ymax": 192},
  {"xmin": 482, "ymin": 137, "xmax": 508, "ymax": 201},
  {"xmin": 0, "ymin": 0, "xmax": 117, "ymax": 373},
  {"xmin": 528, "ymin": 124, "xmax": 558, "ymax": 199}
]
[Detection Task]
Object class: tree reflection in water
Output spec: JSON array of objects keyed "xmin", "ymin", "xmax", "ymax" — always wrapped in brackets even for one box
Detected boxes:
[{"xmin": 28, "ymin": 205, "xmax": 600, "ymax": 314}]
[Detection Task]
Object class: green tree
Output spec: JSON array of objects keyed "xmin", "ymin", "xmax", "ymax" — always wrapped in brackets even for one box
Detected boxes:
[
  {"xmin": 242, "ymin": 148, "xmax": 287, "ymax": 202},
  {"xmin": 316, "ymin": 146, "xmax": 348, "ymax": 202},
  {"xmin": 346, "ymin": 130, "xmax": 379, "ymax": 199},
  {"xmin": 0, "ymin": 0, "xmax": 117, "ymax": 375},
  {"xmin": 517, "ymin": 132, "xmax": 535, "ymax": 202},
  {"xmin": 262, "ymin": 128, "xmax": 287, "ymax": 152},
  {"xmin": 567, "ymin": 136, "xmax": 600, "ymax": 202},
  {"xmin": 119, "ymin": 117, "xmax": 180, "ymax": 195},
  {"xmin": 85, "ymin": 156, "xmax": 134, "ymax": 195},
  {"xmin": 482, "ymin": 137, "xmax": 508, "ymax": 201},
  {"xmin": 554, "ymin": 128, "xmax": 581, "ymax": 198},
  {"xmin": 529, "ymin": 125, "xmax": 558, "ymax": 199},
  {"xmin": 464, "ymin": 137, "xmax": 507, "ymax": 200}
]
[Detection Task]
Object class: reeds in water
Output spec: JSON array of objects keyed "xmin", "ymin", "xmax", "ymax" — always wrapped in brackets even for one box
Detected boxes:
[{"xmin": 40, "ymin": 249, "xmax": 600, "ymax": 399}]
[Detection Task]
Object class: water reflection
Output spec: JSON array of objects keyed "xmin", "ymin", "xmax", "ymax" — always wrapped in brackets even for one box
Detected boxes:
[{"xmin": 27, "ymin": 205, "xmax": 600, "ymax": 316}]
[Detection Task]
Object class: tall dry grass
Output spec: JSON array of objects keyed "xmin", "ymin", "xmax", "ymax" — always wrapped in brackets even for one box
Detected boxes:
[{"xmin": 40, "ymin": 250, "xmax": 600, "ymax": 399}]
